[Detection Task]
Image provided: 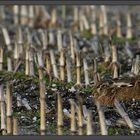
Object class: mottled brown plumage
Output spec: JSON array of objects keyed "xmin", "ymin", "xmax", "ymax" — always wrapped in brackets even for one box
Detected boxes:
[{"xmin": 94, "ymin": 77, "xmax": 140, "ymax": 106}]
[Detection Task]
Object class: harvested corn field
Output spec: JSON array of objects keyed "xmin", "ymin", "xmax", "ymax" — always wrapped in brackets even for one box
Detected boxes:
[{"xmin": 0, "ymin": 5, "xmax": 140, "ymax": 135}]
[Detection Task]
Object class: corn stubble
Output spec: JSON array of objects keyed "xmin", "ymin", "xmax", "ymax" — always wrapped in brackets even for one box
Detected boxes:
[{"xmin": 0, "ymin": 5, "xmax": 139, "ymax": 135}]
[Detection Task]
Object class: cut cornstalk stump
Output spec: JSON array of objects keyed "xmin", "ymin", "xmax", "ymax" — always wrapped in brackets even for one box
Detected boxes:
[
  {"xmin": 0, "ymin": 84, "xmax": 7, "ymax": 135},
  {"xmin": 95, "ymin": 101, "xmax": 108, "ymax": 135},
  {"xmin": 69, "ymin": 99, "xmax": 77, "ymax": 135},
  {"xmin": 66, "ymin": 56, "xmax": 72, "ymax": 82},
  {"xmin": 14, "ymin": 42, "xmax": 19, "ymax": 67},
  {"xmin": 90, "ymin": 6, "xmax": 97, "ymax": 35},
  {"xmin": 73, "ymin": 6, "xmax": 79, "ymax": 31},
  {"xmin": 29, "ymin": 49, "xmax": 35, "ymax": 76},
  {"xmin": 45, "ymin": 51, "xmax": 51, "ymax": 78},
  {"xmin": 83, "ymin": 57, "xmax": 89, "ymax": 86},
  {"xmin": 93, "ymin": 59, "xmax": 101, "ymax": 84},
  {"xmin": 28, "ymin": 6, "xmax": 35, "ymax": 28},
  {"xmin": 13, "ymin": 5, "xmax": 19, "ymax": 25},
  {"xmin": 6, "ymin": 82, "xmax": 13, "ymax": 135},
  {"xmin": 50, "ymin": 8, "xmax": 57, "ymax": 27},
  {"xmin": 17, "ymin": 27, "xmax": 23, "ymax": 56},
  {"xmin": 80, "ymin": 13, "xmax": 90, "ymax": 30},
  {"xmin": 20, "ymin": 5, "xmax": 28, "ymax": 26},
  {"xmin": 69, "ymin": 31, "xmax": 75, "ymax": 63},
  {"xmin": 99, "ymin": 9, "xmax": 104, "ymax": 35},
  {"xmin": 101, "ymin": 6, "xmax": 108, "ymax": 35},
  {"xmin": 77, "ymin": 96, "xmax": 84, "ymax": 135},
  {"xmin": 57, "ymin": 93, "xmax": 63, "ymax": 135},
  {"xmin": 76, "ymin": 52, "xmax": 81, "ymax": 86},
  {"xmin": 103, "ymin": 39, "xmax": 110, "ymax": 63},
  {"xmin": 86, "ymin": 110, "xmax": 94, "ymax": 135},
  {"xmin": 0, "ymin": 47, "xmax": 3, "ymax": 71},
  {"xmin": 48, "ymin": 30, "xmax": 58, "ymax": 79},
  {"xmin": 57, "ymin": 30, "xmax": 63, "ymax": 52},
  {"xmin": 59, "ymin": 49, "xmax": 65, "ymax": 82},
  {"xmin": 111, "ymin": 45, "xmax": 120, "ymax": 78},
  {"xmin": 126, "ymin": 12, "xmax": 132, "ymax": 39},
  {"xmin": 39, "ymin": 78, "xmax": 46, "ymax": 135},
  {"xmin": 2, "ymin": 27, "xmax": 13, "ymax": 72},
  {"xmin": 25, "ymin": 48, "xmax": 29, "ymax": 76},
  {"xmin": 116, "ymin": 13, "xmax": 122, "ymax": 38},
  {"xmin": 13, "ymin": 116, "xmax": 19, "ymax": 135},
  {"xmin": 49, "ymin": 49, "xmax": 59, "ymax": 79},
  {"xmin": 37, "ymin": 51, "xmax": 46, "ymax": 135}
]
